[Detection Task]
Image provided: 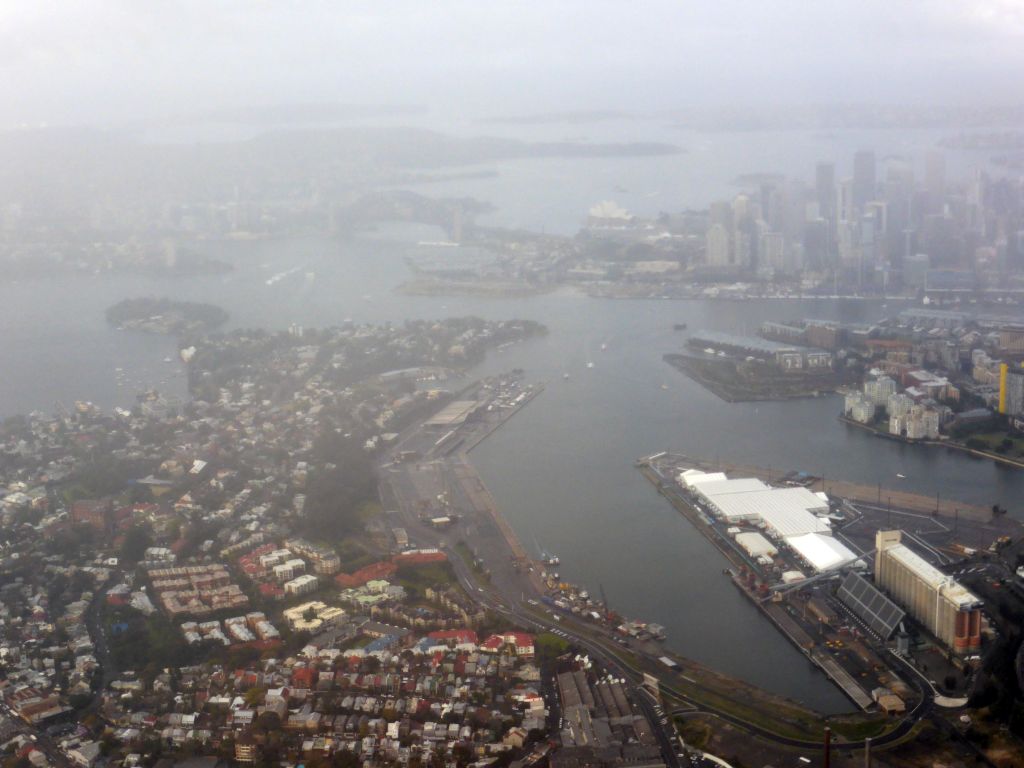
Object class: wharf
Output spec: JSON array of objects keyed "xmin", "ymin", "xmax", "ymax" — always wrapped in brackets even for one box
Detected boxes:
[
  {"xmin": 462, "ymin": 382, "xmax": 545, "ymax": 455},
  {"xmin": 384, "ymin": 374, "xmax": 548, "ymax": 594},
  {"xmin": 451, "ymin": 458, "xmax": 529, "ymax": 562},
  {"xmin": 651, "ymin": 451, "xmax": 994, "ymax": 522},
  {"xmin": 639, "ymin": 458, "xmax": 883, "ymax": 712},
  {"xmin": 729, "ymin": 573, "xmax": 874, "ymax": 711}
]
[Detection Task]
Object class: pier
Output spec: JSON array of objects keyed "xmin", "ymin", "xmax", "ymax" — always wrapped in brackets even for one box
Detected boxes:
[
  {"xmin": 645, "ymin": 450, "xmax": 994, "ymax": 522},
  {"xmin": 638, "ymin": 454, "xmax": 907, "ymax": 712}
]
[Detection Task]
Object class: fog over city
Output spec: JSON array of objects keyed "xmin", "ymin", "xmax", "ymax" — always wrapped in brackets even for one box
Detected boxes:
[
  {"xmin": 4, "ymin": 4, "xmax": 1024, "ymax": 768},
  {"xmin": 3, "ymin": 1, "xmax": 1024, "ymax": 124}
]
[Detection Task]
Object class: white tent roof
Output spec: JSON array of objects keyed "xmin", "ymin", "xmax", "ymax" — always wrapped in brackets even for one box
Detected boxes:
[
  {"xmin": 785, "ymin": 533, "xmax": 858, "ymax": 572},
  {"xmin": 692, "ymin": 477, "xmax": 770, "ymax": 498},
  {"xmin": 679, "ymin": 470, "xmax": 728, "ymax": 488},
  {"xmin": 735, "ymin": 532, "xmax": 777, "ymax": 558},
  {"xmin": 710, "ymin": 487, "xmax": 830, "ymax": 532}
]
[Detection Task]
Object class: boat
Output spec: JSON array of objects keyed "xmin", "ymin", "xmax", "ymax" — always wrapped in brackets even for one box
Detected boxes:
[
  {"xmin": 600, "ymin": 343, "xmax": 608, "ymax": 351},
  {"xmin": 563, "ymin": 373, "xmax": 570, "ymax": 380},
  {"xmin": 673, "ymin": 323, "xmax": 687, "ymax": 331},
  {"xmin": 534, "ymin": 536, "xmax": 560, "ymax": 567},
  {"xmin": 896, "ymin": 473, "xmax": 906, "ymax": 479},
  {"xmin": 265, "ymin": 265, "xmax": 302, "ymax": 286},
  {"xmin": 586, "ymin": 362, "xmax": 594, "ymax": 369}
]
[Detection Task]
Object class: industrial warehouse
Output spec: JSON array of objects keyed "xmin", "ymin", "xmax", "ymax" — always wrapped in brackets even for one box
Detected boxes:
[
  {"xmin": 678, "ymin": 468, "xmax": 860, "ymax": 574},
  {"xmin": 638, "ymin": 451, "xmax": 1021, "ymax": 719}
]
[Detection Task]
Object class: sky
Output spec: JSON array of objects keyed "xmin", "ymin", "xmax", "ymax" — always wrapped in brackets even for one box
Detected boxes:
[{"xmin": 2, "ymin": 0, "xmax": 1024, "ymax": 127}]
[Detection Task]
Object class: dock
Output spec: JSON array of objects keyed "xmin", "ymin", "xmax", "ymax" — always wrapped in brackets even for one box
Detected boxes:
[
  {"xmin": 639, "ymin": 457, "xmax": 884, "ymax": 712},
  {"xmin": 462, "ymin": 382, "xmax": 545, "ymax": 455},
  {"xmin": 729, "ymin": 573, "xmax": 874, "ymax": 710},
  {"xmin": 646, "ymin": 451, "xmax": 994, "ymax": 522}
]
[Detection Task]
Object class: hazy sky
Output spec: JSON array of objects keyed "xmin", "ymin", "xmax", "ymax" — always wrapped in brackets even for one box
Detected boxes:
[{"xmin": 2, "ymin": 0, "xmax": 1024, "ymax": 126}]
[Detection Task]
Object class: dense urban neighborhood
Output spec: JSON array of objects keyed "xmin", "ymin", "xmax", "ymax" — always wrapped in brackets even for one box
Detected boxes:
[{"xmin": 0, "ymin": 316, "xmax": 581, "ymax": 768}]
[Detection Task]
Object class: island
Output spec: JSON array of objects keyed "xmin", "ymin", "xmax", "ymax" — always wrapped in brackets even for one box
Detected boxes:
[{"xmin": 105, "ymin": 297, "xmax": 229, "ymax": 335}]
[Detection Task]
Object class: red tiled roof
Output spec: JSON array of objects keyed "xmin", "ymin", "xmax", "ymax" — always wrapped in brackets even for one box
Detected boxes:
[
  {"xmin": 335, "ymin": 561, "xmax": 397, "ymax": 588},
  {"xmin": 427, "ymin": 629, "xmax": 477, "ymax": 644}
]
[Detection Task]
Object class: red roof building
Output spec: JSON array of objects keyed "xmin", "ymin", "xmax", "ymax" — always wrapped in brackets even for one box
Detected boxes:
[
  {"xmin": 70, "ymin": 499, "xmax": 113, "ymax": 532},
  {"xmin": 427, "ymin": 629, "xmax": 478, "ymax": 645},
  {"xmin": 481, "ymin": 632, "xmax": 535, "ymax": 657},
  {"xmin": 335, "ymin": 561, "xmax": 397, "ymax": 588}
]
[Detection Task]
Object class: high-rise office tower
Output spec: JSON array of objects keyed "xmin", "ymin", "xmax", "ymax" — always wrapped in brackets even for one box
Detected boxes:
[
  {"xmin": 815, "ymin": 161, "xmax": 836, "ymax": 223},
  {"xmin": 705, "ymin": 223, "xmax": 731, "ymax": 266},
  {"xmin": 853, "ymin": 150, "xmax": 876, "ymax": 211}
]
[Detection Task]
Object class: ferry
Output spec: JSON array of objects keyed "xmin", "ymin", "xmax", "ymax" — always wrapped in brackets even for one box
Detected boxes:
[{"xmin": 265, "ymin": 265, "xmax": 302, "ymax": 286}]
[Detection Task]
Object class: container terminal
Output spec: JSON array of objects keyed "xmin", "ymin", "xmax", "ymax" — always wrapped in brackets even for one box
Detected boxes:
[{"xmin": 637, "ymin": 451, "xmax": 1024, "ymax": 714}]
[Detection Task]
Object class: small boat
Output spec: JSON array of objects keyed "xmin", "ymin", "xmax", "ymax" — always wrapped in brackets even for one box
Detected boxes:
[
  {"xmin": 600, "ymin": 343, "xmax": 608, "ymax": 351},
  {"xmin": 896, "ymin": 473, "xmax": 906, "ymax": 479},
  {"xmin": 586, "ymin": 362, "xmax": 594, "ymax": 369},
  {"xmin": 563, "ymin": 373, "xmax": 570, "ymax": 380}
]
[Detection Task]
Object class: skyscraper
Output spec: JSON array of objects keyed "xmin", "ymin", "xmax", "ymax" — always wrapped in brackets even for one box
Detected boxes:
[
  {"xmin": 925, "ymin": 151, "xmax": 946, "ymax": 199},
  {"xmin": 853, "ymin": 150, "xmax": 876, "ymax": 211},
  {"xmin": 705, "ymin": 223, "xmax": 731, "ymax": 267},
  {"xmin": 837, "ymin": 179, "xmax": 855, "ymax": 224},
  {"xmin": 815, "ymin": 161, "xmax": 835, "ymax": 223}
]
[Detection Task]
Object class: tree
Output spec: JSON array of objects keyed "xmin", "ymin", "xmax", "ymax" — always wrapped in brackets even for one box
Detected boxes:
[
  {"xmin": 255, "ymin": 711, "xmax": 281, "ymax": 733},
  {"xmin": 120, "ymin": 525, "xmax": 152, "ymax": 564},
  {"xmin": 244, "ymin": 686, "xmax": 266, "ymax": 707}
]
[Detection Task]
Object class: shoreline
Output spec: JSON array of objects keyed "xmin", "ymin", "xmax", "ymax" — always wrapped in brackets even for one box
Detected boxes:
[
  {"xmin": 838, "ymin": 414, "xmax": 1024, "ymax": 471},
  {"xmin": 635, "ymin": 461, "xmax": 877, "ymax": 711}
]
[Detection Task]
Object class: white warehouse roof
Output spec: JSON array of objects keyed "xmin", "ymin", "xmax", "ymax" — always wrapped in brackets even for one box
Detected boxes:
[
  {"xmin": 785, "ymin": 533, "xmax": 859, "ymax": 572},
  {"xmin": 693, "ymin": 477, "xmax": 771, "ymax": 499},
  {"xmin": 735, "ymin": 532, "xmax": 777, "ymax": 558},
  {"xmin": 679, "ymin": 469, "xmax": 727, "ymax": 488},
  {"xmin": 711, "ymin": 487, "xmax": 830, "ymax": 533}
]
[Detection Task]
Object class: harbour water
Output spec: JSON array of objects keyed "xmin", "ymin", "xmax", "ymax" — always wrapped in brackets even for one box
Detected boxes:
[{"xmin": 2, "ymin": 124, "xmax": 1020, "ymax": 712}]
